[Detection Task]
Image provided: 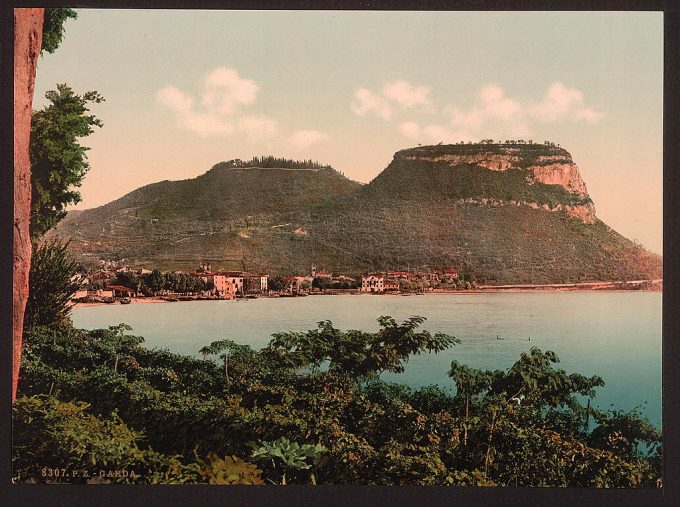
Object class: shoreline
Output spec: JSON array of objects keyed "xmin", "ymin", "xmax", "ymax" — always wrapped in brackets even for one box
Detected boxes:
[{"xmin": 72, "ymin": 284, "xmax": 662, "ymax": 308}]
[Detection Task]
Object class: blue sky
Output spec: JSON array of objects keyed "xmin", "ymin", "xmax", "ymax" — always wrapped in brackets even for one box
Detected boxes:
[{"xmin": 33, "ymin": 10, "xmax": 663, "ymax": 253}]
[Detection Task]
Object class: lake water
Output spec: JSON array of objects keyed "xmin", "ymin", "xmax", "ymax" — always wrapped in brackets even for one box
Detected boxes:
[{"xmin": 72, "ymin": 292, "xmax": 662, "ymax": 428}]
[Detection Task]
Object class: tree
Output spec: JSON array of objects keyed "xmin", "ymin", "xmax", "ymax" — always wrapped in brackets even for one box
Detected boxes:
[
  {"xmin": 14, "ymin": 8, "xmax": 45, "ymax": 402},
  {"xmin": 30, "ymin": 84, "xmax": 104, "ymax": 238},
  {"xmin": 266, "ymin": 316, "xmax": 459, "ymax": 378},
  {"xmin": 268, "ymin": 275, "xmax": 287, "ymax": 292},
  {"xmin": 41, "ymin": 8, "xmax": 78, "ymax": 54},
  {"xmin": 115, "ymin": 271, "xmax": 140, "ymax": 291},
  {"xmin": 200, "ymin": 339, "xmax": 256, "ymax": 382},
  {"xmin": 24, "ymin": 240, "xmax": 82, "ymax": 330},
  {"xmin": 448, "ymin": 360, "xmax": 497, "ymax": 445},
  {"xmin": 14, "ymin": 8, "xmax": 79, "ymax": 399},
  {"xmin": 143, "ymin": 270, "xmax": 165, "ymax": 294}
]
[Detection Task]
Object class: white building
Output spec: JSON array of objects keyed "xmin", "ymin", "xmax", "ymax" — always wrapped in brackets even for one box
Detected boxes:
[{"xmin": 361, "ymin": 274, "xmax": 385, "ymax": 293}]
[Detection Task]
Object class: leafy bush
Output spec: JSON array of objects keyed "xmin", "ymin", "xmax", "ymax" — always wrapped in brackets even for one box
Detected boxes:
[
  {"xmin": 24, "ymin": 239, "xmax": 81, "ymax": 330},
  {"xmin": 12, "ymin": 395, "xmax": 199, "ymax": 484},
  {"xmin": 196, "ymin": 453, "xmax": 263, "ymax": 485},
  {"xmin": 14, "ymin": 318, "xmax": 662, "ymax": 486}
]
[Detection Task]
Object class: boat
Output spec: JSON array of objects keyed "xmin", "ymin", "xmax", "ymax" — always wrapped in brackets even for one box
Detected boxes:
[{"xmin": 120, "ymin": 297, "xmax": 132, "ymax": 304}]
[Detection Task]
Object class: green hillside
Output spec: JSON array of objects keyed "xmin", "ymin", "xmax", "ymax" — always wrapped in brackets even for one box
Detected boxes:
[{"xmin": 52, "ymin": 145, "xmax": 662, "ymax": 283}]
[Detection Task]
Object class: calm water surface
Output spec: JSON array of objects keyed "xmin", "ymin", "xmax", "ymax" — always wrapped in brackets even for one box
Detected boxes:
[{"xmin": 72, "ymin": 292, "xmax": 662, "ymax": 427}]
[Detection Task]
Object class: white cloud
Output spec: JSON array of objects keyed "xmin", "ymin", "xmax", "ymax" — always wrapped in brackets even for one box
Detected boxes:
[
  {"xmin": 157, "ymin": 66, "xmax": 329, "ymax": 149},
  {"xmin": 289, "ymin": 129, "xmax": 330, "ymax": 151},
  {"xmin": 382, "ymin": 80, "xmax": 431, "ymax": 109},
  {"xmin": 529, "ymin": 82, "xmax": 603, "ymax": 123},
  {"xmin": 395, "ymin": 82, "xmax": 601, "ymax": 144},
  {"xmin": 351, "ymin": 88, "xmax": 392, "ymax": 120},
  {"xmin": 201, "ymin": 67, "xmax": 260, "ymax": 114},
  {"xmin": 478, "ymin": 84, "xmax": 522, "ymax": 120},
  {"xmin": 156, "ymin": 86, "xmax": 193, "ymax": 114},
  {"xmin": 350, "ymin": 80, "xmax": 433, "ymax": 119},
  {"xmin": 436, "ymin": 84, "xmax": 529, "ymax": 142}
]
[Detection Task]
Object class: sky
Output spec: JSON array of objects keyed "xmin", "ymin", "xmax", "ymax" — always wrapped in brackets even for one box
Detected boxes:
[{"xmin": 32, "ymin": 10, "xmax": 663, "ymax": 254}]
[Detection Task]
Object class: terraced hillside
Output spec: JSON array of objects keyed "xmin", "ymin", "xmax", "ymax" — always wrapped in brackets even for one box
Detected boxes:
[
  {"xmin": 52, "ymin": 144, "xmax": 661, "ymax": 283},
  {"xmin": 53, "ymin": 160, "xmax": 362, "ymax": 272}
]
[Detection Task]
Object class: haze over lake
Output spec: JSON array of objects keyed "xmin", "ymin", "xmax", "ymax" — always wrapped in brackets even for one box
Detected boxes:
[{"xmin": 72, "ymin": 292, "xmax": 661, "ymax": 427}]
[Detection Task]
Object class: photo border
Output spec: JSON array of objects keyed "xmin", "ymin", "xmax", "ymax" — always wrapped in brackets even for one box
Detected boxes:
[{"xmin": 1, "ymin": 1, "xmax": 677, "ymax": 505}]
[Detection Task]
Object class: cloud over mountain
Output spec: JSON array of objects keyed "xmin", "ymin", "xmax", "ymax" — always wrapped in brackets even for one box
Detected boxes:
[
  {"xmin": 354, "ymin": 80, "xmax": 603, "ymax": 144},
  {"xmin": 156, "ymin": 67, "xmax": 328, "ymax": 149}
]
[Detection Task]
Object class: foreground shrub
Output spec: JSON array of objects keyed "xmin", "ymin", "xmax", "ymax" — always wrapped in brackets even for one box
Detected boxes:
[{"xmin": 14, "ymin": 317, "xmax": 662, "ymax": 486}]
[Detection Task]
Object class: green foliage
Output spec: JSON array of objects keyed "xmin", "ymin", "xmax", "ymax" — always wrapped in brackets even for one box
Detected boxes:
[
  {"xmin": 196, "ymin": 453, "xmax": 264, "ymax": 484},
  {"xmin": 216, "ymin": 156, "xmax": 333, "ymax": 170},
  {"xmin": 114, "ymin": 271, "xmax": 140, "ymax": 290},
  {"xmin": 30, "ymin": 84, "xmax": 104, "ymax": 238},
  {"xmin": 14, "ymin": 319, "xmax": 662, "ymax": 486},
  {"xmin": 12, "ymin": 395, "xmax": 199, "ymax": 484},
  {"xmin": 41, "ymin": 8, "xmax": 78, "ymax": 54},
  {"xmin": 266, "ymin": 316, "xmax": 459, "ymax": 378},
  {"xmin": 250, "ymin": 437, "xmax": 326, "ymax": 484},
  {"xmin": 25, "ymin": 239, "xmax": 81, "ymax": 330},
  {"xmin": 268, "ymin": 275, "xmax": 288, "ymax": 292},
  {"xmin": 312, "ymin": 277, "xmax": 357, "ymax": 290}
]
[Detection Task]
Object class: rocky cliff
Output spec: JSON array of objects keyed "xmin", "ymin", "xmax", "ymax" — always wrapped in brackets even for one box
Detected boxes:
[{"xmin": 394, "ymin": 144, "xmax": 596, "ymax": 223}]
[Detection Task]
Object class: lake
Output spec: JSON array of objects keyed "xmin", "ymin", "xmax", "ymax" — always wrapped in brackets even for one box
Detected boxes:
[{"xmin": 72, "ymin": 292, "xmax": 662, "ymax": 428}]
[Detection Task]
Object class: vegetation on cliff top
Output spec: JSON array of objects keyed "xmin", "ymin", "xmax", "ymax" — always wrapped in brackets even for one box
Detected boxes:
[{"xmin": 397, "ymin": 140, "xmax": 573, "ymax": 165}]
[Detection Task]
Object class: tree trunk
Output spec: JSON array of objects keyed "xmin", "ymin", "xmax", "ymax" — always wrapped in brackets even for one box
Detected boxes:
[
  {"xmin": 464, "ymin": 395, "xmax": 469, "ymax": 446},
  {"xmin": 13, "ymin": 8, "xmax": 44, "ymax": 401}
]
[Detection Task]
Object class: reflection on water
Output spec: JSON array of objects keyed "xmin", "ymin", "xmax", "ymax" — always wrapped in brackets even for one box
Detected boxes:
[{"xmin": 73, "ymin": 292, "xmax": 662, "ymax": 427}]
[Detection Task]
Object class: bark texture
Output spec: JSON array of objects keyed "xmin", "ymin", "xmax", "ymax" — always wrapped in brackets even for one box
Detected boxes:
[{"xmin": 13, "ymin": 8, "xmax": 44, "ymax": 401}]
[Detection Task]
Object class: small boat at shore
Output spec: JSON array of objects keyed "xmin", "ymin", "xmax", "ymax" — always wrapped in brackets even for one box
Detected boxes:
[{"xmin": 120, "ymin": 297, "xmax": 131, "ymax": 304}]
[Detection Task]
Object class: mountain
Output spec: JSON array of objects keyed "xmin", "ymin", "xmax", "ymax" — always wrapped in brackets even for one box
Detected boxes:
[{"xmin": 52, "ymin": 145, "xmax": 661, "ymax": 283}]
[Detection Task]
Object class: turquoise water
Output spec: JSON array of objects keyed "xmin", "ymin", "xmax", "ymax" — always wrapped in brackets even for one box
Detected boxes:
[{"xmin": 72, "ymin": 292, "xmax": 662, "ymax": 427}]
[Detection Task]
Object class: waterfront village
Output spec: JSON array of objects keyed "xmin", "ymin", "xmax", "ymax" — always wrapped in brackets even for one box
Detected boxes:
[{"xmin": 71, "ymin": 261, "xmax": 474, "ymax": 304}]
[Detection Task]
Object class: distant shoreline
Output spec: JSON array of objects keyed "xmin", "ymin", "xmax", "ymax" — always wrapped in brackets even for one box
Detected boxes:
[{"xmin": 72, "ymin": 283, "xmax": 661, "ymax": 308}]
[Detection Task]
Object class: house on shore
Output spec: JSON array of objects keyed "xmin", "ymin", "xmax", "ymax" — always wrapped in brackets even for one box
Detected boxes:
[
  {"xmin": 195, "ymin": 272, "xmax": 235, "ymax": 298},
  {"xmin": 361, "ymin": 274, "xmax": 385, "ymax": 293},
  {"xmin": 196, "ymin": 271, "xmax": 268, "ymax": 296},
  {"xmin": 106, "ymin": 285, "xmax": 137, "ymax": 298},
  {"xmin": 283, "ymin": 275, "xmax": 312, "ymax": 294},
  {"xmin": 435, "ymin": 268, "xmax": 459, "ymax": 280},
  {"xmin": 383, "ymin": 280, "xmax": 400, "ymax": 292}
]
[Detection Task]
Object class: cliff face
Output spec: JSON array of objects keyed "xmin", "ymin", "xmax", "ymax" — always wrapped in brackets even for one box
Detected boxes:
[{"xmin": 395, "ymin": 144, "xmax": 595, "ymax": 223}]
